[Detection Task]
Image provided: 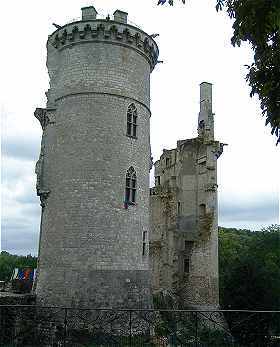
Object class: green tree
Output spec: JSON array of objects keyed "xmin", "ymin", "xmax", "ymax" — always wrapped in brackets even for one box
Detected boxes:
[
  {"xmin": 219, "ymin": 225, "xmax": 280, "ymax": 346},
  {"xmin": 219, "ymin": 225, "xmax": 280, "ymax": 310},
  {"xmin": 157, "ymin": 0, "xmax": 280, "ymax": 144},
  {"xmin": 0, "ymin": 251, "xmax": 37, "ymax": 282}
]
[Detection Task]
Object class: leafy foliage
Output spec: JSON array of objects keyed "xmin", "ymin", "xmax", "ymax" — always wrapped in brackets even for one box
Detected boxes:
[
  {"xmin": 157, "ymin": 0, "xmax": 185, "ymax": 5},
  {"xmin": 219, "ymin": 225, "xmax": 280, "ymax": 346},
  {"xmin": 0, "ymin": 251, "xmax": 37, "ymax": 282},
  {"xmin": 219, "ymin": 224, "xmax": 280, "ymax": 310},
  {"xmin": 157, "ymin": 0, "xmax": 280, "ymax": 144}
]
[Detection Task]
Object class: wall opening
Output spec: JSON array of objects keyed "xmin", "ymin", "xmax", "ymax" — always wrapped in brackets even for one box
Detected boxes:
[
  {"xmin": 177, "ymin": 201, "xmax": 181, "ymax": 215},
  {"xmin": 127, "ymin": 103, "xmax": 137, "ymax": 138},
  {"xmin": 155, "ymin": 176, "xmax": 160, "ymax": 186},
  {"xmin": 184, "ymin": 240, "xmax": 193, "ymax": 252},
  {"xmin": 199, "ymin": 203, "xmax": 206, "ymax": 216},
  {"xmin": 142, "ymin": 231, "xmax": 147, "ymax": 256},
  {"xmin": 125, "ymin": 167, "xmax": 137, "ymax": 205},
  {"xmin": 184, "ymin": 258, "xmax": 190, "ymax": 274}
]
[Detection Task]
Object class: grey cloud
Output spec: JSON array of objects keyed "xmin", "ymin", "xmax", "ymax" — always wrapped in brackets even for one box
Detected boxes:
[
  {"xmin": 20, "ymin": 202, "xmax": 41, "ymax": 218},
  {"xmin": 1, "ymin": 134, "xmax": 40, "ymax": 161},
  {"xmin": 1, "ymin": 157, "xmax": 36, "ymax": 185},
  {"xmin": 1, "ymin": 200, "xmax": 41, "ymax": 255},
  {"xmin": 16, "ymin": 192, "xmax": 39, "ymax": 205},
  {"xmin": 1, "ymin": 221, "xmax": 39, "ymax": 255},
  {"xmin": 219, "ymin": 194, "xmax": 279, "ymax": 225},
  {"xmin": 1, "ymin": 154, "xmax": 41, "ymax": 255}
]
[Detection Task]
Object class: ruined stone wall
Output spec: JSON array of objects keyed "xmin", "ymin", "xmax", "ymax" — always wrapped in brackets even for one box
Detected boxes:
[
  {"xmin": 150, "ymin": 83, "xmax": 225, "ymax": 309},
  {"xmin": 150, "ymin": 184, "xmax": 177, "ymax": 295},
  {"xmin": 0, "ymin": 293, "xmax": 36, "ymax": 306}
]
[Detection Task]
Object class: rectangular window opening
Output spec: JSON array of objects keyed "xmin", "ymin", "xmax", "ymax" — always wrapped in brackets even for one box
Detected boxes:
[
  {"xmin": 184, "ymin": 258, "xmax": 190, "ymax": 274},
  {"xmin": 199, "ymin": 204, "xmax": 206, "ymax": 216},
  {"xmin": 132, "ymin": 124, "xmax": 137, "ymax": 137},
  {"xmin": 143, "ymin": 231, "xmax": 147, "ymax": 241},
  {"xmin": 155, "ymin": 176, "xmax": 160, "ymax": 186},
  {"xmin": 142, "ymin": 242, "xmax": 146, "ymax": 256},
  {"xmin": 127, "ymin": 123, "xmax": 132, "ymax": 135},
  {"xmin": 131, "ymin": 189, "xmax": 136, "ymax": 203},
  {"xmin": 142, "ymin": 231, "xmax": 147, "ymax": 256},
  {"xmin": 185, "ymin": 241, "xmax": 193, "ymax": 252},
  {"xmin": 125, "ymin": 188, "xmax": 130, "ymax": 202},
  {"xmin": 177, "ymin": 202, "xmax": 181, "ymax": 215}
]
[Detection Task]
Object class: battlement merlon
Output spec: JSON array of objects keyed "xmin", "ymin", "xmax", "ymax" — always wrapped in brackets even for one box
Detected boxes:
[
  {"xmin": 113, "ymin": 10, "xmax": 128, "ymax": 24},
  {"xmin": 81, "ymin": 6, "xmax": 98, "ymax": 20},
  {"xmin": 47, "ymin": 6, "xmax": 159, "ymax": 72},
  {"xmin": 198, "ymin": 82, "xmax": 214, "ymax": 140}
]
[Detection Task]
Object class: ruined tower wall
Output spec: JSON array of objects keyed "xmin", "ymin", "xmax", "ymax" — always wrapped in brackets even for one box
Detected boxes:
[
  {"xmin": 180, "ymin": 139, "xmax": 219, "ymax": 308},
  {"xmin": 35, "ymin": 7, "xmax": 159, "ymax": 308},
  {"xmin": 150, "ymin": 83, "xmax": 224, "ymax": 309}
]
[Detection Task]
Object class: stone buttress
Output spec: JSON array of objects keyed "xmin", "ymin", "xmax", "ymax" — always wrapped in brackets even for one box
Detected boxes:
[{"xmin": 35, "ymin": 6, "xmax": 159, "ymax": 308}]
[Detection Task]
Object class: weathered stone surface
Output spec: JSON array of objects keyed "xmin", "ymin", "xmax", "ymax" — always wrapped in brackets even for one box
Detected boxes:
[
  {"xmin": 35, "ymin": 6, "xmax": 224, "ymax": 311},
  {"xmin": 35, "ymin": 7, "xmax": 158, "ymax": 308},
  {"xmin": 150, "ymin": 83, "xmax": 225, "ymax": 309},
  {"xmin": 0, "ymin": 292, "xmax": 36, "ymax": 305}
]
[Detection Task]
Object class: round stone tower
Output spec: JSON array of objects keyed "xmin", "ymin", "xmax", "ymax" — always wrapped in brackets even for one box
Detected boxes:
[{"xmin": 35, "ymin": 6, "xmax": 159, "ymax": 308}]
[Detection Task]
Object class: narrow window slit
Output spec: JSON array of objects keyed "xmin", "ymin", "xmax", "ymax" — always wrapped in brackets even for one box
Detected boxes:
[
  {"xmin": 184, "ymin": 258, "xmax": 190, "ymax": 274},
  {"xmin": 142, "ymin": 231, "xmax": 147, "ymax": 256}
]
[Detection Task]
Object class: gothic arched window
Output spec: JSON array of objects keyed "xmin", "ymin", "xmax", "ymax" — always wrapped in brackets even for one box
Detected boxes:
[
  {"xmin": 125, "ymin": 166, "xmax": 137, "ymax": 205},
  {"xmin": 127, "ymin": 103, "xmax": 137, "ymax": 138}
]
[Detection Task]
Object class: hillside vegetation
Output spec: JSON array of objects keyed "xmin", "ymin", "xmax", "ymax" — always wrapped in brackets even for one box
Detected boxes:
[
  {"xmin": 219, "ymin": 224, "xmax": 280, "ymax": 311},
  {"xmin": 1, "ymin": 225, "xmax": 279, "ymax": 311}
]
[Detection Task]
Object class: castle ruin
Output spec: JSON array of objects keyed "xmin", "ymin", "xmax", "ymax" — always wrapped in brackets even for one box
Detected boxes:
[
  {"xmin": 34, "ymin": 5, "xmax": 224, "ymax": 310},
  {"xmin": 150, "ymin": 82, "xmax": 225, "ymax": 309}
]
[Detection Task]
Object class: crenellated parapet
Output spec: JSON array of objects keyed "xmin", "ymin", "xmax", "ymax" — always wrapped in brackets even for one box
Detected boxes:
[
  {"xmin": 48, "ymin": 20, "xmax": 159, "ymax": 71},
  {"xmin": 36, "ymin": 5, "xmax": 157, "ymax": 309}
]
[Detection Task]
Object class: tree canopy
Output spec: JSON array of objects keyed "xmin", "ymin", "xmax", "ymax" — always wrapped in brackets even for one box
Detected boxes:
[
  {"xmin": 219, "ymin": 224, "xmax": 280, "ymax": 311},
  {"xmin": 157, "ymin": 0, "xmax": 280, "ymax": 145},
  {"xmin": 218, "ymin": 225, "xmax": 280, "ymax": 346}
]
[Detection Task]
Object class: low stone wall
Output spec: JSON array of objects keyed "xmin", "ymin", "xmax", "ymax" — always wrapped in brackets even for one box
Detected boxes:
[
  {"xmin": 0, "ymin": 292, "xmax": 36, "ymax": 305},
  {"xmin": 0, "ymin": 293, "xmax": 36, "ymax": 346}
]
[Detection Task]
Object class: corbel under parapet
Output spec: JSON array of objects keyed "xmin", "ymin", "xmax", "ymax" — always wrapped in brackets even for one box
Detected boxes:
[
  {"xmin": 34, "ymin": 108, "xmax": 49, "ymax": 130},
  {"xmin": 50, "ymin": 22, "xmax": 159, "ymax": 71},
  {"xmin": 38, "ymin": 190, "xmax": 50, "ymax": 208},
  {"xmin": 35, "ymin": 107, "xmax": 56, "ymax": 130},
  {"xmin": 213, "ymin": 142, "xmax": 228, "ymax": 159}
]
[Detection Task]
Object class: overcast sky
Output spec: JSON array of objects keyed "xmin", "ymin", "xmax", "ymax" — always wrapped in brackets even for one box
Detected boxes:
[{"xmin": 1, "ymin": 0, "xmax": 279, "ymax": 255}]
